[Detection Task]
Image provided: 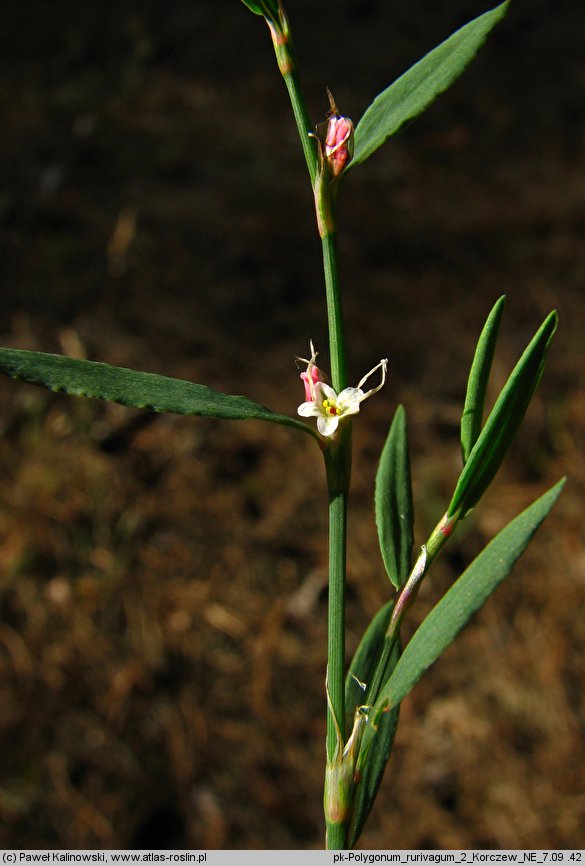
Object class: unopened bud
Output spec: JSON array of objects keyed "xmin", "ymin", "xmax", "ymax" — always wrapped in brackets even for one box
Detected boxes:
[
  {"xmin": 312, "ymin": 91, "xmax": 354, "ymax": 235},
  {"xmin": 300, "ymin": 365, "xmax": 325, "ymax": 401},
  {"xmin": 324, "ymin": 113, "xmax": 354, "ymax": 178},
  {"xmin": 313, "ymin": 91, "xmax": 355, "ymax": 183}
]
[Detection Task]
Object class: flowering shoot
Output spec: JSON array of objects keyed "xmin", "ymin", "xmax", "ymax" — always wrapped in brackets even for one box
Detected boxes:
[{"xmin": 297, "ymin": 343, "xmax": 388, "ymax": 437}]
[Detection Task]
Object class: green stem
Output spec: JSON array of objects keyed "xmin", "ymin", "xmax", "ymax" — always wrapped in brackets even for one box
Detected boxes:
[
  {"xmin": 326, "ymin": 816, "xmax": 347, "ymax": 851},
  {"xmin": 321, "ymin": 231, "xmax": 348, "ymax": 393},
  {"xmin": 282, "ymin": 70, "xmax": 318, "ymax": 185},
  {"xmin": 321, "ymin": 228, "xmax": 351, "ymax": 849},
  {"xmin": 266, "ymin": 6, "xmax": 318, "ymax": 186},
  {"xmin": 325, "ymin": 482, "xmax": 348, "ymax": 762},
  {"xmin": 321, "ymin": 223, "xmax": 350, "ymax": 776},
  {"xmin": 366, "ymin": 510, "xmax": 460, "ymax": 707},
  {"xmin": 323, "ymin": 449, "xmax": 351, "ymax": 850},
  {"xmin": 266, "ymin": 6, "xmax": 351, "ymax": 846}
]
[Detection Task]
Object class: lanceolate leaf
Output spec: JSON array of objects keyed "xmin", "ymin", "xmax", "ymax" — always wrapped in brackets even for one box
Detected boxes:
[
  {"xmin": 448, "ymin": 310, "xmax": 557, "ymax": 518},
  {"xmin": 350, "ymin": 2, "xmax": 509, "ymax": 169},
  {"xmin": 369, "ymin": 478, "xmax": 565, "ymax": 726},
  {"xmin": 0, "ymin": 348, "xmax": 318, "ymax": 438},
  {"xmin": 240, "ymin": 0, "xmax": 279, "ymax": 18},
  {"xmin": 375, "ymin": 405, "xmax": 414, "ymax": 589},
  {"xmin": 348, "ymin": 641, "xmax": 401, "ymax": 849},
  {"xmin": 461, "ymin": 296, "xmax": 506, "ymax": 464},
  {"xmin": 240, "ymin": 0, "xmax": 263, "ymax": 13},
  {"xmin": 345, "ymin": 600, "xmax": 394, "ymax": 732},
  {"xmin": 344, "ymin": 600, "xmax": 405, "ymax": 847}
]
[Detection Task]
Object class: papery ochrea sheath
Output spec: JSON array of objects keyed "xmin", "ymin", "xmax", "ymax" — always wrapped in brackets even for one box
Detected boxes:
[{"xmin": 297, "ymin": 343, "xmax": 388, "ymax": 437}]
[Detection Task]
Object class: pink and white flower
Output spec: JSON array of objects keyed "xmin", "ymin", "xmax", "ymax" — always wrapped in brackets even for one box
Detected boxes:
[{"xmin": 297, "ymin": 343, "xmax": 388, "ymax": 437}]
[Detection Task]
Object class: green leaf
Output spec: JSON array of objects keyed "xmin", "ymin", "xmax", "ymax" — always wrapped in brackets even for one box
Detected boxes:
[
  {"xmin": 344, "ymin": 601, "xmax": 402, "ymax": 847},
  {"xmin": 345, "ymin": 600, "xmax": 394, "ymax": 731},
  {"xmin": 375, "ymin": 405, "xmax": 414, "ymax": 589},
  {"xmin": 348, "ymin": 645, "xmax": 400, "ymax": 849},
  {"xmin": 448, "ymin": 310, "xmax": 557, "ymax": 517},
  {"xmin": 350, "ymin": 2, "xmax": 510, "ymax": 168},
  {"xmin": 0, "ymin": 348, "xmax": 318, "ymax": 438},
  {"xmin": 461, "ymin": 296, "xmax": 506, "ymax": 464},
  {"xmin": 370, "ymin": 478, "xmax": 565, "ymax": 725},
  {"xmin": 240, "ymin": 0, "xmax": 279, "ymax": 18},
  {"xmin": 240, "ymin": 0, "xmax": 263, "ymax": 13}
]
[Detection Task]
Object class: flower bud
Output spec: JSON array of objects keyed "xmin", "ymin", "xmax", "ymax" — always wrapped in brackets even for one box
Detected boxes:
[
  {"xmin": 300, "ymin": 364, "xmax": 325, "ymax": 402},
  {"xmin": 324, "ymin": 113, "xmax": 354, "ymax": 178}
]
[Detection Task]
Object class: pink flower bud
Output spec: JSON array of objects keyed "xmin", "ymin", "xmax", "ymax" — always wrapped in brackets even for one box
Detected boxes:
[
  {"xmin": 324, "ymin": 114, "xmax": 354, "ymax": 178},
  {"xmin": 300, "ymin": 364, "xmax": 324, "ymax": 402}
]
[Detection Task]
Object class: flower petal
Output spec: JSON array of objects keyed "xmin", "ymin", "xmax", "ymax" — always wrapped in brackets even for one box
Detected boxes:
[
  {"xmin": 337, "ymin": 387, "xmax": 363, "ymax": 404},
  {"xmin": 337, "ymin": 388, "xmax": 363, "ymax": 416},
  {"xmin": 315, "ymin": 381, "xmax": 337, "ymax": 402},
  {"xmin": 298, "ymin": 401, "xmax": 320, "ymax": 418},
  {"xmin": 317, "ymin": 414, "xmax": 339, "ymax": 436}
]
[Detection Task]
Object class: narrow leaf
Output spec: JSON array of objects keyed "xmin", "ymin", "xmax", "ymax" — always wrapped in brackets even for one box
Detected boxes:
[
  {"xmin": 448, "ymin": 310, "xmax": 557, "ymax": 517},
  {"xmin": 351, "ymin": 476, "xmax": 564, "ymax": 844},
  {"xmin": 370, "ymin": 478, "xmax": 565, "ymax": 724},
  {"xmin": 351, "ymin": 2, "xmax": 509, "ymax": 168},
  {"xmin": 461, "ymin": 296, "xmax": 506, "ymax": 464},
  {"xmin": 375, "ymin": 405, "xmax": 414, "ymax": 589},
  {"xmin": 240, "ymin": 0, "xmax": 263, "ymax": 13},
  {"xmin": 348, "ymin": 642, "xmax": 400, "ymax": 849},
  {"xmin": 344, "ymin": 601, "xmax": 402, "ymax": 847},
  {"xmin": 345, "ymin": 600, "xmax": 394, "ymax": 731},
  {"xmin": 240, "ymin": 0, "xmax": 279, "ymax": 18},
  {"xmin": 0, "ymin": 348, "xmax": 317, "ymax": 438}
]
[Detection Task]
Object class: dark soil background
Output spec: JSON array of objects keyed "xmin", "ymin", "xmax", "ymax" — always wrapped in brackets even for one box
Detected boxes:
[{"xmin": 1, "ymin": 0, "xmax": 584, "ymax": 850}]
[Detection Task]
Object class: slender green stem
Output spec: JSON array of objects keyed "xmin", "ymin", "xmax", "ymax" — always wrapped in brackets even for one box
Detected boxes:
[
  {"xmin": 266, "ymin": 5, "xmax": 318, "ymax": 186},
  {"xmin": 321, "ymin": 231, "xmax": 348, "ymax": 393},
  {"xmin": 326, "ymin": 487, "xmax": 347, "ymax": 760},
  {"xmin": 266, "ymin": 6, "xmax": 351, "ymax": 847},
  {"xmin": 321, "ymin": 224, "xmax": 351, "ymax": 774},
  {"xmin": 366, "ymin": 511, "xmax": 460, "ymax": 707},
  {"xmin": 326, "ymin": 814, "xmax": 347, "ymax": 851},
  {"xmin": 322, "ymin": 249, "xmax": 351, "ymax": 850},
  {"xmin": 282, "ymin": 70, "xmax": 318, "ymax": 185},
  {"xmin": 323, "ymin": 458, "xmax": 350, "ymax": 850}
]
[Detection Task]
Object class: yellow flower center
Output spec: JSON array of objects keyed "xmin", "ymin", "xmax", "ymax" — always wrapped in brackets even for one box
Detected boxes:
[{"xmin": 322, "ymin": 398, "xmax": 339, "ymax": 416}]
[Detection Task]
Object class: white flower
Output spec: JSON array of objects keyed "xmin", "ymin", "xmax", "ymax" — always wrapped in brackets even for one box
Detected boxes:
[{"xmin": 297, "ymin": 343, "xmax": 388, "ymax": 437}]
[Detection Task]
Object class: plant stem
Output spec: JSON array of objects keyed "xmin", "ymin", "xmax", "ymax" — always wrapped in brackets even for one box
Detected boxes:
[
  {"xmin": 366, "ymin": 511, "xmax": 459, "ymax": 707},
  {"xmin": 321, "ymin": 223, "xmax": 350, "ymax": 772},
  {"xmin": 267, "ymin": 7, "xmax": 351, "ymax": 845},
  {"xmin": 321, "ymin": 231, "xmax": 348, "ymax": 393},
  {"xmin": 267, "ymin": 5, "xmax": 318, "ymax": 186},
  {"xmin": 323, "ymin": 452, "xmax": 351, "ymax": 851},
  {"xmin": 325, "ymin": 481, "xmax": 348, "ymax": 759},
  {"xmin": 326, "ymin": 807, "xmax": 347, "ymax": 851},
  {"xmin": 322, "ymin": 225, "xmax": 351, "ymax": 849},
  {"xmin": 282, "ymin": 70, "xmax": 318, "ymax": 185}
]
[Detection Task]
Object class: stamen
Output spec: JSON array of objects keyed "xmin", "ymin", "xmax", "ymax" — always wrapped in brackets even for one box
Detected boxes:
[
  {"xmin": 297, "ymin": 339, "xmax": 318, "ymax": 369},
  {"xmin": 357, "ymin": 358, "xmax": 389, "ymax": 400}
]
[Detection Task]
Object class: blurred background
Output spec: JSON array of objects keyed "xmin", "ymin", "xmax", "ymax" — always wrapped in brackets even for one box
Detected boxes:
[{"xmin": 0, "ymin": 0, "xmax": 584, "ymax": 850}]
